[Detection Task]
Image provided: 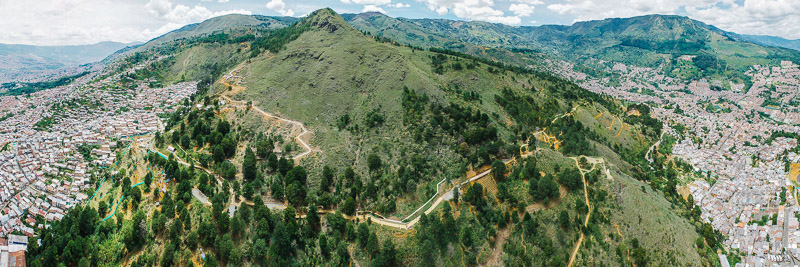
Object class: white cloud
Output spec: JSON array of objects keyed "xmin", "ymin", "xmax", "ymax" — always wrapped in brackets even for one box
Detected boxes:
[
  {"xmin": 266, "ymin": 0, "xmax": 285, "ymax": 10},
  {"xmin": 539, "ymin": 0, "xmax": 800, "ymax": 39},
  {"xmin": 686, "ymin": 0, "xmax": 800, "ymax": 39},
  {"xmin": 0, "ymin": 0, "xmax": 253, "ymax": 46},
  {"xmin": 487, "ymin": 15, "xmax": 522, "ymax": 24},
  {"xmin": 392, "ymin": 3, "xmax": 411, "ymax": 8},
  {"xmin": 511, "ymin": 0, "xmax": 543, "ymax": 3},
  {"xmin": 266, "ymin": 0, "xmax": 295, "ymax": 16},
  {"xmin": 418, "ymin": 0, "xmax": 523, "ymax": 25},
  {"xmin": 363, "ymin": 5, "xmax": 387, "ymax": 13},
  {"xmin": 146, "ymin": 0, "xmax": 251, "ymax": 25},
  {"xmin": 509, "ymin": 3, "xmax": 534, "ymax": 17},
  {"xmin": 342, "ymin": 0, "xmax": 393, "ymax": 5},
  {"xmin": 545, "ymin": 0, "xmax": 716, "ymax": 20}
]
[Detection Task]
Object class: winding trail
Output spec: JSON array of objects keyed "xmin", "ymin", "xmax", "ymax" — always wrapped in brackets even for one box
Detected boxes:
[
  {"xmin": 220, "ymin": 66, "xmax": 315, "ymax": 163},
  {"xmin": 551, "ymin": 105, "xmax": 578, "ymax": 124},
  {"xmin": 131, "ymin": 63, "xmax": 531, "ymax": 232},
  {"xmin": 214, "ymin": 64, "xmax": 529, "ymax": 229},
  {"xmin": 567, "ymin": 156, "xmax": 611, "ymax": 267},
  {"xmin": 645, "ymin": 130, "xmax": 665, "ymax": 163}
]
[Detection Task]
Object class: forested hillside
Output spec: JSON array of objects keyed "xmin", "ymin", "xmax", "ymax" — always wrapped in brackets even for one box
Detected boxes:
[{"xmin": 27, "ymin": 9, "xmax": 723, "ymax": 267}]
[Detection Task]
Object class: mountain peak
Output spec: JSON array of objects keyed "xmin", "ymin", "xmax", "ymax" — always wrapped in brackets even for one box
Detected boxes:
[{"xmin": 304, "ymin": 8, "xmax": 351, "ymax": 33}]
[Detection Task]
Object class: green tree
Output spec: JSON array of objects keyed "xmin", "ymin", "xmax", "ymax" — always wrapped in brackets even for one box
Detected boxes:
[
  {"xmin": 367, "ymin": 232, "xmax": 380, "ymax": 256},
  {"xmin": 144, "ymin": 171, "xmax": 153, "ymax": 188},
  {"xmin": 98, "ymin": 201, "xmax": 108, "ymax": 218},
  {"xmin": 186, "ymin": 231, "xmax": 199, "ymax": 249},
  {"xmin": 382, "ymin": 238, "xmax": 397, "ymax": 267},
  {"xmin": 307, "ymin": 205, "xmax": 321, "ymax": 232},
  {"xmin": 181, "ymin": 134, "xmax": 191, "ymax": 149},
  {"xmin": 251, "ymin": 238, "xmax": 268, "ymax": 262},
  {"xmin": 491, "ymin": 159, "xmax": 506, "ymax": 181},
  {"xmin": 464, "ymin": 183, "xmax": 484, "ymax": 205},
  {"xmin": 242, "ymin": 147, "xmax": 257, "ymax": 180},
  {"xmin": 268, "ymin": 223, "xmax": 292, "ymax": 264},
  {"xmin": 558, "ymin": 167, "xmax": 582, "ymax": 191},
  {"xmin": 342, "ymin": 196, "xmax": 356, "ymax": 216},
  {"xmin": 271, "ymin": 176, "xmax": 284, "ymax": 200},
  {"xmin": 216, "ymin": 120, "xmax": 230, "ymax": 135},
  {"xmin": 286, "ymin": 181, "xmax": 307, "ymax": 206},
  {"xmin": 256, "ymin": 139, "xmax": 273, "ymax": 158},
  {"xmin": 123, "ymin": 210, "xmax": 147, "ymax": 251},
  {"xmin": 213, "ymin": 145, "xmax": 225, "ymax": 162},
  {"xmin": 231, "ymin": 217, "xmax": 244, "ymax": 239},
  {"xmin": 221, "ymin": 137, "xmax": 236, "ymax": 158},
  {"xmin": 367, "ymin": 153, "xmax": 382, "ymax": 172},
  {"xmin": 321, "ymin": 165, "xmax": 334, "ymax": 191},
  {"xmin": 267, "ymin": 153, "xmax": 278, "ymax": 171},
  {"xmin": 559, "ymin": 210, "xmax": 570, "ymax": 229},
  {"xmin": 319, "ymin": 234, "xmax": 330, "ymax": 258},
  {"xmin": 358, "ymin": 223, "xmax": 370, "ymax": 248},
  {"xmin": 535, "ymin": 174, "xmax": 559, "ymax": 202}
]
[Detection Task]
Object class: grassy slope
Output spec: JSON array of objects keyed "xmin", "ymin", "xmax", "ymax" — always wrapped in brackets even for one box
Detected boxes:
[
  {"xmin": 163, "ymin": 42, "xmax": 251, "ymax": 83},
  {"xmin": 231, "ymin": 9, "xmax": 711, "ymax": 265},
  {"xmin": 236, "ymin": 9, "xmax": 555, "ymax": 215},
  {"xmin": 238, "ymin": 9, "xmax": 463, "ymax": 213}
]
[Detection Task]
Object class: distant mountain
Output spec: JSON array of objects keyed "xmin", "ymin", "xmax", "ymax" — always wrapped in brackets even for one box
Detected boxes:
[
  {"xmin": 0, "ymin": 41, "xmax": 140, "ymax": 83},
  {"xmin": 345, "ymin": 13, "xmax": 800, "ymax": 86},
  {"xmin": 131, "ymin": 14, "xmax": 300, "ymax": 53},
  {"xmin": 740, "ymin": 34, "xmax": 800, "ymax": 52},
  {"xmin": 0, "ymin": 41, "xmax": 136, "ymax": 71}
]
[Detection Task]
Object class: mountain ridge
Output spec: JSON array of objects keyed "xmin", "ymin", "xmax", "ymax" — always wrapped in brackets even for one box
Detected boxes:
[{"xmin": 740, "ymin": 34, "xmax": 800, "ymax": 51}]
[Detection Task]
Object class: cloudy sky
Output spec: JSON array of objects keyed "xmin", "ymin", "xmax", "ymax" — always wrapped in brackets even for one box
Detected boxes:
[{"xmin": 2, "ymin": 0, "xmax": 799, "ymax": 46}]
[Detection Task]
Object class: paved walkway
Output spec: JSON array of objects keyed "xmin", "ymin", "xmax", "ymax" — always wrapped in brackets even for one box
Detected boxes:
[{"xmin": 191, "ymin": 188, "xmax": 211, "ymax": 205}]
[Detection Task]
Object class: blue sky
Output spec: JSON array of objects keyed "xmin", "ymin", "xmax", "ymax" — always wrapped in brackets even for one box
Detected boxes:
[{"xmin": 1, "ymin": 0, "xmax": 798, "ymax": 45}]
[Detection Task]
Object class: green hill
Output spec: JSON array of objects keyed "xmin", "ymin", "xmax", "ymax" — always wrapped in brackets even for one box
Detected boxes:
[{"xmin": 27, "ymin": 9, "xmax": 721, "ymax": 267}]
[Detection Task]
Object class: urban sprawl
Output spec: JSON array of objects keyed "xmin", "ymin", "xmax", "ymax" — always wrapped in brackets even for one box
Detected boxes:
[
  {"xmin": 0, "ymin": 59, "xmax": 195, "ymax": 247},
  {"xmin": 558, "ymin": 58, "xmax": 800, "ymax": 266}
]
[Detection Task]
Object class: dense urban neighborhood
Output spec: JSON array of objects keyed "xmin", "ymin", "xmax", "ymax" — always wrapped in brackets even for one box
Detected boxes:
[
  {"xmin": 560, "ymin": 58, "xmax": 800, "ymax": 265},
  {"xmin": 0, "ymin": 57, "xmax": 196, "ymax": 260}
]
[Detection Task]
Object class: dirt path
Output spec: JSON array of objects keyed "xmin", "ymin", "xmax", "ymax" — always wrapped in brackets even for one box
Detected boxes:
[
  {"xmin": 645, "ymin": 130, "xmax": 665, "ymax": 163},
  {"xmin": 551, "ymin": 105, "xmax": 579, "ymax": 124},
  {"xmin": 567, "ymin": 156, "xmax": 597, "ymax": 267},
  {"xmin": 219, "ymin": 65, "xmax": 315, "ymax": 163},
  {"xmin": 149, "ymin": 63, "xmax": 533, "ymax": 232},
  {"xmin": 484, "ymin": 226, "xmax": 511, "ymax": 267}
]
